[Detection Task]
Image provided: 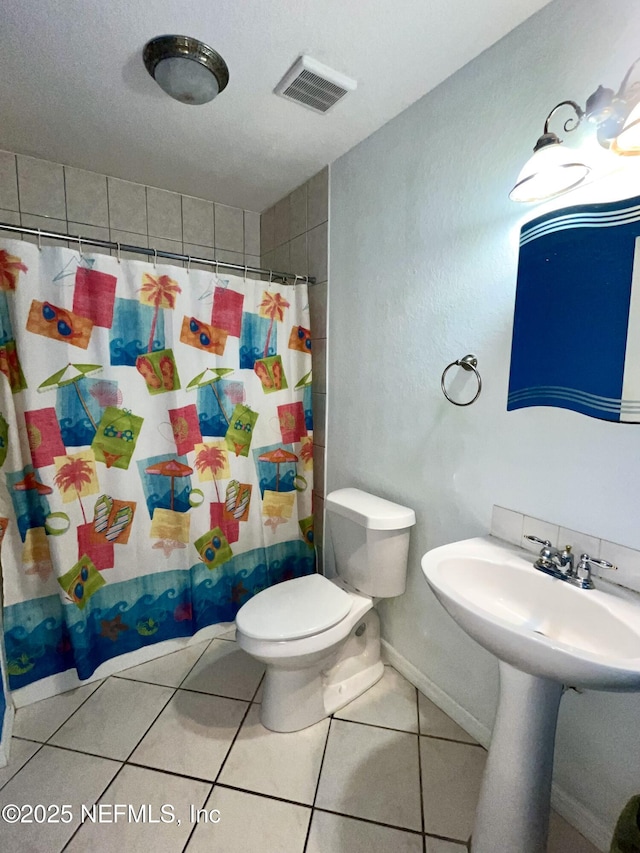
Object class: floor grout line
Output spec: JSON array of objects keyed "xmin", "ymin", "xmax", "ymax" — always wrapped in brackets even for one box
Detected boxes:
[
  {"xmin": 213, "ymin": 780, "xmax": 313, "ymax": 810},
  {"xmin": 38, "ymin": 678, "xmax": 107, "ymax": 747},
  {"xmin": 302, "ymin": 714, "xmax": 334, "ymax": 852},
  {"xmin": 60, "ymin": 760, "xmax": 127, "ymax": 852},
  {"xmin": 333, "ymin": 713, "xmax": 479, "ymax": 746},
  {"xmin": 117, "ymin": 684, "xmax": 178, "ymax": 763},
  {"xmin": 0, "ymin": 739, "xmax": 45, "ymax": 793},
  {"xmin": 114, "ymin": 675, "xmax": 255, "ymax": 704},
  {"xmin": 174, "ymin": 779, "xmax": 213, "ymax": 853},
  {"xmin": 416, "ymin": 686, "xmax": 427, "ymax": 853},
  {"xmin": 209, "ymin": 682, "xmax": 258, "ymax": 787},
  {"xmin": 312, "ymin": 805, "xmax": 424, "ymax": 836}
]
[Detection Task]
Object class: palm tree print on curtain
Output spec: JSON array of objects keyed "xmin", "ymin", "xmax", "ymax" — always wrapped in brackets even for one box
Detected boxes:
[
  {"xmin": 53, "ymin": 454, "xmax": 97, "ymax": 525},
  {"xmin": 0, "ymin": 238, "xmax": 314, "ymax": 704}
]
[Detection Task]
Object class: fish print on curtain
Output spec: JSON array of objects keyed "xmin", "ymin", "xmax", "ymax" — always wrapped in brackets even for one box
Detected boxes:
[{"xmin": 0, "ymin": 241, "xmax": 314, "ymax": 693}]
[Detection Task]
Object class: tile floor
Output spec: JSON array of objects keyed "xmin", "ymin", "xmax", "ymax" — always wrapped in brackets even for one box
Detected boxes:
[{"xmin": 0, "ymin": 630, "xmax": 600, "ymax": 852}]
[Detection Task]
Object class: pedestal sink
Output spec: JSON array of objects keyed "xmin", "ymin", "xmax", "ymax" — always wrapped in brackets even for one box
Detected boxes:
[{"xmin": 421, "ymin": 536, "xmax": 640, "ymax": 853}]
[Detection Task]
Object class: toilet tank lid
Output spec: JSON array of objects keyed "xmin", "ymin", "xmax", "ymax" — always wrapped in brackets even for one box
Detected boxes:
[{"xmin": 326, "ymin": 488, "xmax": 416, "ymax": 530}]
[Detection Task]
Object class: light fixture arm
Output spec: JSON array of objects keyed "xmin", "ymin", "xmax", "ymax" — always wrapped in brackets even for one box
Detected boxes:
[
  {"xmin": 533, "ymin": 100, "xmax": 585, "ymax": 152},
  {"xmin": 543, "ymin": 100, "xmax": 585, "ymax": 135},
  {"xmin": 511, "ymin": 56, "xmax": 640, "ymax": 202}
]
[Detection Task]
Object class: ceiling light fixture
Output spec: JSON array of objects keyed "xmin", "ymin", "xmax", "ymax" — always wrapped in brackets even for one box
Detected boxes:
[
  {"xmin": 143, "ymin": 35, "xmax": 229, "ymax": 106},
  {"xmin": 510, "ymin": 57, "xmax": 640, "ymax": 202}
]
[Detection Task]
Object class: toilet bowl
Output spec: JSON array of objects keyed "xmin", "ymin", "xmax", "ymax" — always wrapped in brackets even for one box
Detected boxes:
[{"xmin": 236, "ymin": 488, "xmax": 416, "ymax": 732}]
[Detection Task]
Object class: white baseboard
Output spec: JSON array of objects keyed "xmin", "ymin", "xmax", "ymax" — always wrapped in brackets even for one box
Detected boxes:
[
  {"xmin": 11, "ymin": 622, "xmax": 235, "ymax": 708},
  {"xmin": 381, "ymin": 639, "xmax": 610, "ymax": 852},
  {"xmin": 381, "ymin": 639, "xmax": 492, "ymax": 747}
]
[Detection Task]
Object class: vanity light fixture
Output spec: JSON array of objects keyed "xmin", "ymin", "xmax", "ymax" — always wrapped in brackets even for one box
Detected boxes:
[
  {"xmin": 510, "ymin": 57, "xmax": 640, "ymax": 202},
  {"xmin": 143, "ymin": 35, "xmax": 229, "ymax": 105}
]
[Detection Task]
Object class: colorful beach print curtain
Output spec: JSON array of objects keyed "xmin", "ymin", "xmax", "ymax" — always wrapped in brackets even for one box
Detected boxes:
[{"xmin": 0, "ymin": 240, "xmax": 314, "ymax": 697}]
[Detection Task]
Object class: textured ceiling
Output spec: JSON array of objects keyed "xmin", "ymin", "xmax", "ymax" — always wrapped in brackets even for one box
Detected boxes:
[{"xmin": 0, "ymin": 0, "xmax": 552, "ymax": 211}]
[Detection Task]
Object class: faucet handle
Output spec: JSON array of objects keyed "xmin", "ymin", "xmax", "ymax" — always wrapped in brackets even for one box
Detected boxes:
[
  {"xmin": 579, "ymin": 554, "xmax": 617, "ymax": 571},
  {"xmin": 525, "ymin": 535, "xmax": 552, "ymax": 547},
  {"xmin": 575, "ymin": 554, "xmax": 617, "ymax": 588}
]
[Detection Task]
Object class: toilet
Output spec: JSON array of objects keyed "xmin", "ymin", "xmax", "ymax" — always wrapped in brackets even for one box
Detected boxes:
[{"xmin": 236, "ymin": 487, "xmax": 416, "ymax": 732}]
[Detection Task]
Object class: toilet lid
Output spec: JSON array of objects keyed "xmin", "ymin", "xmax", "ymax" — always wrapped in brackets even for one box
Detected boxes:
[{"xmin": 236, "ymin": 574, "xmax": 353, "ymax": 641}]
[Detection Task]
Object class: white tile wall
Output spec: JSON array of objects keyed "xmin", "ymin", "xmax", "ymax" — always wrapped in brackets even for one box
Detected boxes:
[
  {"xmin": 307, "ymin": 166, "xmax": 329, "ymax": 230},
  {"xmin": 215, "ymin": 203, "xmax": 244, "ymax": 252},
  {"xmin": 107, "ymin": 177, "xmax": 148, "ymax": 234},
  {"xmin": 260, "ymin": 166, "xmax": 329, "ymax": 570},
  {"xmin": 17, "ymin": 155, "xmax": 66, "ymax": 218},
  {"xmin": 244, "ymin": 210, "xmax": 261, "ymax": 256},
  {"xmin": 0, "ymin": 148, "xmax": 260, "ymax": 269},
  {"xmin": 0, "ymin": 151, "xmax": 19, "ymax": 210},
  {"xmin": 146, "ymin": 187, "xmax": 182, "ymax": 240},
  {"xmin": 491, "ymin": 504, "xmax": 640, "ymax": 593},
  {"xmin": 182, "ymin": 195, "xmax": 214, "ymax": 246},
  {"xmin": 64, "ymin": 166, "xmax": 108, "ymax": 227}
]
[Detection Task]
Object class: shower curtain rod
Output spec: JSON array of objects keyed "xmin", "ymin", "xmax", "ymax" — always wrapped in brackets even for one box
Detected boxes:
[{"xmin": 0, "ymin": 222, "xmax": 316, "ymax": 285}]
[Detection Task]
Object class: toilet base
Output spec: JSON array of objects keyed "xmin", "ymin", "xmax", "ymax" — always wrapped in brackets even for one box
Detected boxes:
[{"xmin": 259, "ymin": 609, "xmax": 384, "ymax": 732}]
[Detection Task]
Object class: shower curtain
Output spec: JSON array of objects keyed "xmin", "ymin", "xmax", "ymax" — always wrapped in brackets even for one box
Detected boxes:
[{"xmin": 0, "ymin": 239, "xmax": 315, "ymax": 703}]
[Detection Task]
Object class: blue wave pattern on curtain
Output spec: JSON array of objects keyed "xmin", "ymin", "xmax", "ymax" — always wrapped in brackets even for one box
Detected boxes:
[
  {"xmin": 0, "ymin": 242, "xmax": 314, "ymax": 692},
  {"xmin": 508, "ymin": 194, "xmax": 640, "ymax": 422}
]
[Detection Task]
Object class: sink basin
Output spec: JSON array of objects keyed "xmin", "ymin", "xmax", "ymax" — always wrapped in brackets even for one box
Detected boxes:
[
  {"xmin": 421, "ymin": 535, "xmax": 640, "ymax": 853},
  {"xmin": 421, "ymin": 536, "xmax": 640, "ymax": 690}
]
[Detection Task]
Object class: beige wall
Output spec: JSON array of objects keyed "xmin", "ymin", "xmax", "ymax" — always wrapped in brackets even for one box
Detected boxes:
[
  {"xmin": 0, "ymin": 150, "xmax": 260, "ymax": 269},
  {"xmin": 261, "ymin": 168, "xmax": 328, "ymax": 566}
]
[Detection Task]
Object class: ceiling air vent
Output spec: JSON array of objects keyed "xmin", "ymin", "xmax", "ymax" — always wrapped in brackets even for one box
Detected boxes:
[{"xmin": 274, "ymin": 55, "xmax": 357, "ymax": 114}]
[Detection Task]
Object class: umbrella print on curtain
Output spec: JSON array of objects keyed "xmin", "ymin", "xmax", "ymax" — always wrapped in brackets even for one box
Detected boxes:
[
  {"xmin": 0, "ymin": 239, "xmax": 315, "ymax": 700},
  {"xmin": 258, "ymin": 447, "xmax": 298, "ymax": 492},
  {"xmin": 144, "ymin": 459, "xmax": 194, "ymax": 511},
  {"xmin": 186, "ymin": 367, "xmax": 234, "ymax": 427},
  {"xmin": 38, "ymin": 363, "xmax": 102, "ymax": 439},
  {"xmin": 258, "ymin": 447, "xmax": 299, "ymax": 533}
]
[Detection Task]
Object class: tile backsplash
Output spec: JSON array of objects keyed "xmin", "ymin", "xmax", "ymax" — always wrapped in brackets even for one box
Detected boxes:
[
  {"xmin": 0, "ymin": 149, "xmax": 260, "ymax": 270},
  {"xmin": 491, "ymin": 505, "xmax": 640, "ymax": 594}
]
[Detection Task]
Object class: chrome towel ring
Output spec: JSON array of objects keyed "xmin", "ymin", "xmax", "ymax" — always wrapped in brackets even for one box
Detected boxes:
[{"xmin": 441, "ymin": 354, "xmax": 482, "ymax": 406}]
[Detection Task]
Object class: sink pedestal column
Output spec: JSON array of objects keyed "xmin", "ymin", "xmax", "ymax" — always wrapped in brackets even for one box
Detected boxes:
[{"xmin": 471, "ymin": 662, "xmax": 563, "ymax": 853}]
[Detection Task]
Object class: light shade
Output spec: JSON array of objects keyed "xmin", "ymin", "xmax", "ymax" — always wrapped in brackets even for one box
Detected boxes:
[
  {"xmin": 612, "ymin": 102, "xmax": 640, "ymax": 155},
  {"xmin": 509, "ymin": 141, "xmax": 591, "ymax": 202},
  {"xmin": 143, "ymin": 35, "xmax": 229, "ymax": 106}
]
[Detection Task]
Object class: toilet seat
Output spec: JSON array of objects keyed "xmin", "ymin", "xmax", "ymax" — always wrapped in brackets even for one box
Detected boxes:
[{"xmin": 236, "ymin": 574, "xmax": 353, "ymax": 641}]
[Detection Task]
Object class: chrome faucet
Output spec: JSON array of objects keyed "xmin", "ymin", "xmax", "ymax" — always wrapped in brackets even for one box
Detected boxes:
[
  {"xmin": 573, "ymin": 553, "xmax": 617, "ymax": 589},
  {"xmin": 524, "ymin": 535, "xmax": 617, "ymax": 588}
]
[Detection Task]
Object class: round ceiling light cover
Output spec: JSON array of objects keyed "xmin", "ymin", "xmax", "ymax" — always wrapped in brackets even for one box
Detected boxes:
[{"xmin": 143, "ymin": 35, "xmax": 229, "ymax": 105}]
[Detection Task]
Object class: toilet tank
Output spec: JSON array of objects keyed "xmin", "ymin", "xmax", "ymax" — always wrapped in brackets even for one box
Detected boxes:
[{"xmin": 325, "ymin": 488, "xmax": 416, "ymax": 598}]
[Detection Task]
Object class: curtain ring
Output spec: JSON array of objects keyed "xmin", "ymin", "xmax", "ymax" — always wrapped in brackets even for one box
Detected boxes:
[
  {"xmin": 37, "ymin": 229, "xmax": 42, "ymax": 252},
  {"xmin": 78, "ymin": 235, "xmax": 83, "ymax": 257},
  {"xmin": 269, "ymin": 269, "xmax": 273, "ymax": 284},
  {"xmin": 116, "ymin": 242, "xmax": 121, "ymax": 264},
  {"xmin": 187, "ymin": 255, "xmax": 192, "ymax": 274},
  {"xmin": 153, "ymin": 248, "xmax": 157, "ymax": 268},
  {"xmin": 244, "ymin": 263, "xmax": 248, "ymax": 281},
  {"xmin": 215, "ymin": 259, "xmax": 219, "ymax": 276}
]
